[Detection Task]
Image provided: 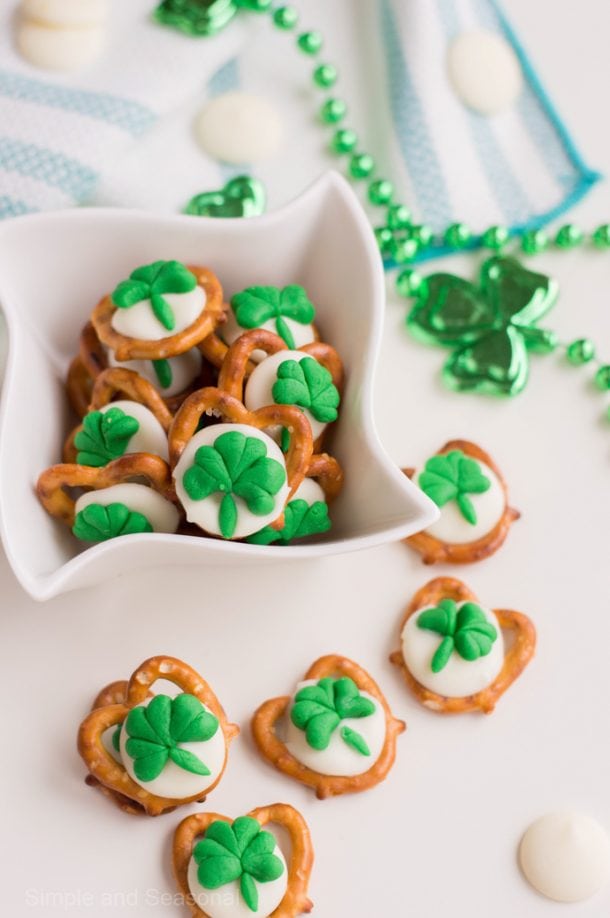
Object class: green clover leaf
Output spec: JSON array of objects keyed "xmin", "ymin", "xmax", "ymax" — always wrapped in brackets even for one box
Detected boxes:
[
  {"xmin": 272, "ymin": 357, "xmax": 340, "ymax": 424},
  {"xmin": 290, "ymin": 676, "xmax": 375, "ymax": 755},
  {"xmin": 193, "ymin": 816, "xmax": 285, "ymax": 913},
  {"xmin": 74, "ymin": 407, "xmax": 139, "ymax": 467},
  {"xmin": 182, "ymin": 431, "xmax": 286, "ymax": 539},
  {"xmin": 111, "ymin": 260, "xmax": 197, "ymax": 332},
  {"xmin": 246, "ymin": 498, "xmax": 331, "ymax": 545},
  {"xmin": 406, "ymin": 255, "xmax": 558, "ymax": 397},
  {"xmin": 154, "ymin": 0, "xmax": 238, "ymax": 37},
  {"xmin": 152, "ymin": 358, "xmax": 173, "ymax": 389},
  {"xmin": 184, "ymin": 175, "xmax": 266, "ymax": 218},
  {"xmin": 72, "ymin": 502, "xmax": 153, "ymax": 542},
  {"xmin": 124, "ymin": 693, "xmax": 218, "ymax": 782},
  {"xmin": 231, "ymin": 285, "xmax": 315, "ymax": 348},
  {"xmin": 417, "ymin": 599, "xmax": 498, "ymax": 672},
  {"xmin": 419, "ymin": 449, "xmax": 491, "ymax": 525}
]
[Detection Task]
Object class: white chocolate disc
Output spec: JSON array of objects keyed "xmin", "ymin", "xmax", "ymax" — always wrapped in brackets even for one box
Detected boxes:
[
  {"xmin": 173, "ymin": 423, "xmax": 290, "ymax": 540},
  {"xmin": 401, "ymin": 603, "xmax": 504, "ymax": 698},
  {"xmin": 16, "ymin": 22, "xmax": 104, "ymax": 72},
  {"xmin": 245, "ymin": 351, "xmax": 328, "ymax": 442},
  {"xmin": 21, "ymin": 0, "xmax": 108, "ymax": 27},
  {"xmin": 423, "ymin": 460, "xmax": 505, "ymax": 544},
  {"xmin": 107, "ymin": 348, "xmax": 203, "ymax": 399},
  {"xmin": 285, "ymin": 680, "xmax": 386, "ymax": 777},
  {"xmin": 219, "ymin": 307, "xmax": 315, "ymax": 363},
  {"xmin": 292, "ymin": 477, "xmax": 325, "ymax": 506},
  {"xmin": 96, "ymin": 400, "xmax": 169, "ymax": 462},
  {"xmin": 194, "ymin": 92, "xmax": 283, "ymax": 165},
  {"xmin": 519, "ymin": 812, "xmax": 610, "ymax": 902},
  {"xmin": 110, "ymin": 286, "xmax": 206, "ymax": 342},
  {"xmin": 119, "ymin": 697, "xmax": 226, "ymax": 800},
  {"xmin": 187, "ymin": 843, "xmax": 288, "ymax": 918},
  {"xmin": 447, "ymin": 29, "xmax": 523, "ymax": 116},
  {"xmin": 75, "ymin": 483, "xmax": 179, "ymax": 534},
  {"xmin": 101, "ymin": 725, "xmax": 122, "ymax": 765}
]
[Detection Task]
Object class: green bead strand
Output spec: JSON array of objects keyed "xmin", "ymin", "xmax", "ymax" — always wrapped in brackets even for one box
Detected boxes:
[
  {"xmin": 566, "ymin": 338, "xmax": 596, "ymax": 365},
  {"xmin": 521, "ymin": 228, "xmax": 548, "ymax": 255},
  {"xmin": 391, "ymin": 237, "xmax": 418, "ymax": 264},
  {"xmin": 592, "ymin": 223, "xmax": 610, "ymax": 248},
  {"xmin": 368, "ymin": 179, "xmax": 394, "ymax": 206},
  {"xmin": 330, "ymin": 128, "xmax": 357, "ymax": 155},
  {"xmin": 297, "ymin": 30, "xmax": 323, "ymax": 54},
  {"xmin": 482, "ymin": 225, "xmax": 509, "ymax": 250},
  {"xmin": 313, "ymin": 63, "xmax": 337, "ymax": 88},
  {"xmin": 396, "ymin": 268, "xmax": 422, "ymax": 297},
  {"xmin": 386, "ymin": 203, "xmax": 412, "ymax": 230},
  {"xmin": 555, "ymin": 223, "xmax": 584, "ymax": 249},
  {"xmin": 374, "ymin": 226, "xmax": 393, "ymax": 254},
  {"xmin": 594, "ymin": 365, "xmax": 610, "ymax": 391},
  {"xmin": 412, "ymin": 224, "xmax": 433, "ymax": 247},
  {"xmin": 273, "ymin": 5, "xmax": 298, "ymax": 29},
  {"xmin": 242, "ymin": 0, "xmax": 272, "ymax": 10},
  {"xmin": 444, "ymin": 223, "xmax": 471, "ymax": 249},
  {"xmin": 319, "ymin": 98, "xmax": 346, "ymax": 124},
  {"xmin": 349, "ymin": 152, "xmax": 374, "ymax": 180}
]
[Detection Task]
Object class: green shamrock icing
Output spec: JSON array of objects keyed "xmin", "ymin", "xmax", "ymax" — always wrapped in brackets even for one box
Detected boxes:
[
  {"xmin": 74, "ymin": 407, "xmax": 140, "ymax": 467},
  {"xmin": 184, "ymin": 176, "xmax": 266, "ymax": 218},
  {"xmin": 193, "ymin": 816, "xmax": 284, "ymax": 913},
  {"xmin": 154, "ymin": 0, "xmax": 238, "ymax": 37},
  {"xmin": 182, "ymin": 430, "xmax": 286, "ymax": 539},
  {"xmin": 111, "ymin": 724, "xmax": 122, "ymax": 753},
  {"xmin": 406, "ymin": 256, "xmax": 558, "ymax": 396},
  {"xmin": 152, "ymin": 358, "xmax": 173, "ymax": 390},
  {"xmin": 272, "ymin": 357, "xmax": 340, "ymax": 424},
  {"xmin": 247, "ymin": 499, "xmax": 330, "ymax": 545},
  {"xmin": 417, "ymin": 599, "xmax": 498, "ymax": 673},
  {"xmin": 111, "ymin": 260, "xmax": 197, "ymax": 332},
  {"xmin": 419, "ymin": 449, "xmax": 490, "ymax": 525},
  {"xmin": 72, "ymin": 503, "xmax": 153, "ymax": 542},
  {"xmin": 291, "ymin": 676, "xmax": 376, "ymax": 755},
  {"xmin": 124, "ymin": 693, "xmax": 219, "ymax": 782},
  {"xmin": 231, "ymin": 285, "xmax": 315, "ymax": 349}
]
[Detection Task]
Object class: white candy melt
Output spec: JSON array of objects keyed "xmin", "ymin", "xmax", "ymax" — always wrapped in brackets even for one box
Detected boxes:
[
  {"xmin": 21, "ymin": 0, "xmax": 108, "ymax": 27},
  {"xmin": 16, "ymin": 22, "xmax": 105, "ymax": 72},
  {"xmin": 447, "ymin": 29, "xmax": 523, "ymax": 116},
  {"xmin": 195, "ymin": 91, "xmax": 283, "ymax": 164}
]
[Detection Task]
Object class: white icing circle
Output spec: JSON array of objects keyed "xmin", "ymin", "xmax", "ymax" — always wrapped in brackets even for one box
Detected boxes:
[
  {"xmin": 292, "ymin": 477, "xmax": 325, "ymax": 506},
  {"xmin": 447, "ymin": 29, "xmax": 523, "ymax": 116},
  {"xmin": 107, "ymin": 348, "xmax": 203, "ymax": 399},
  {"xmin": 75, "ymin": 483, "xmax": 179, "ymax": 534},
  {"xmin": 96, "ymin": 400, "xmax": 168, "ymax": 461},
  {"xmin": 16, "ymin": 22, "xmax": 104, "ymax": 72},
  {"xmin": 423, "ymin": 460, "xmax": 505, "ymax": 544},
  {"xmin": 519, "ymin": 812, "xmax": 610, "ymax": 902},
  {"xmin": 173, "ymin": 424, "xmax": 290, "ymax": 540},
  {"xmin": 111, "ymin": 286, "xmax": 206, "ymax": 342},
  {"xmin": 245, "ymin": 351, "xmax": 329, "ymax": 442},
  {"xmin": 194, "ymin": 92, "xmax": 283, "ymax": 165},
  {"xmin": 187, "ymin": 842, "xmax": 288, "ymax": 918},
  {"xmin": 119, "ymin": 697, "xmax": 226, "ymax": 800},
  {"xmin": 285, "ymin": 679, "xmax": 386, "ymax": 777},
  {"xmin": 401, "ymin": 602, "xmax": 504, "ymax": 698},
  {"xmin": 219, "ymin": 307, "xmax": 315, "ymax": 363},
  {"xmin": 21, "ymin": 0, "xmax": 108, "ymax": 26},
  {"xmin": 101, "ymin": 725, "xmax": 122, "ymax": 765}
]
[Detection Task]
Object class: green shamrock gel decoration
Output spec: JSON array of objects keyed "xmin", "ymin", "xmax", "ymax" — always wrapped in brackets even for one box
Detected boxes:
[
  {"xmin": 417, "ymin": 599, "xmax": 498, "ymax": 673},
  {"xmin": 111, "ymin": 724, "xmax": 122, "ymax": 753},
  {"xmin": 124, "ymin": 693, "xmax": 219, "ymax": 782},
  {"xmin": 419, "ymin": 449, "xmax": 490, "ymax": 525},
  {"xmin": 74, "ymin": 407, "xmax": 140, "ymax": 467},
  {"xmin": 152, "ymin": 358, "xmax": 173, "ymax": 390},
  {"xmin": 154, "ymin": 0, "xmax": 238, "ymax": 37},
  {"xmin": 72, "ymin": 503, "xmax": 153, "ymax": 542},
  {"xmin": 247, "ymin": 499, "xmax": 330, "ymax": 545},
  {"xmin": 182, "ymin": 430, "xmax": 286, "ymax": 539},
  {"xmin": 291, "ymin": 676, "xmax": 375, "ymax": 755},
  {"xmin": 231, "ymin": 285, "xmax": 315, "ymax": 349},
  {"xmin": 272, "ymin": 357, "xmax": 340, "ymax": 423},
  {"xmin": 406, "ymin": 256, "xmax": 558, "ymax": 396},
  {"xmin": 111, "ymin": 260, "xmax": 197, "ymax": 333},
  {"xmin": 184, "ymin": 176, "xmax": 266, "ymax": 218},
  {"xmin": 193, "ymin": 816, "xmax": 285, "ymax": 913}
]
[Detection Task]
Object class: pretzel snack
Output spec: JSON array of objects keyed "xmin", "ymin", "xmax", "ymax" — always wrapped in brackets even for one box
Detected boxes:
[{"xmin": 199, "ymin": 317, "xmax": 320, "ymax": 371}]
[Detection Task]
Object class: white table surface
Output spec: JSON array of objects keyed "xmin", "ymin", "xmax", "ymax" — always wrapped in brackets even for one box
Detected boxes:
[{"xmin": 2, "ymin": 2, "xmax": 609, "ymax": 917}]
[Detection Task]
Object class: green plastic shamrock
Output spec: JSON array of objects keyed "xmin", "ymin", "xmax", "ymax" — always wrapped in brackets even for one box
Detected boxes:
[
  {"xmin": 74, "ymin": 407, "xmax": 139, "ymax": 467},
  {"xmin": 152, "ymin": 358, "xmax": 173, "ymax": 389},
  {"xmin": 184, "ymin": 176, "xmax": 266, "ymax": 218},
  {"xmin": 272, "ymin": 357, "xmax": 340, "ymax": 423},
  {"xmin": 231, "ymin": 285, "xmax": 315, "ymax": 349},
  {"xmin": 417, "ymin": 599, "xmax": 498, "ymax": 673},
  {"xmin": 154, "ymin": 0, "xmax": 238, "ymax": 37},
  {"xmin": 247, "ymin": 499, "xmax": 331, "ymax": 545},
  {"xmin": 291, "ymin": 676, "xmax": 376, "ymax": 755},
  {"xmin": 419, "ymin": 449, "xmax": 490, "ymax": 525},
  {"xmin": 111, "ymin": 260, "xmax": 197, "ymax": 332},
  {"xmin": 124, "ymin": 693, "xmax": 219, "ymax": 782},
  {"xmin": 72, "ymin": 503, "xmax": 153, "ymax": 542},
  {"xmin": 193, "ymin": 816, "xmax": 284, "ymax": 913},
  {"xmin": 406, "ymin": 256, "xmax": 558, "ymax": 396},
  {"xmin": 182, "ymin": 430, "xmax": 286, "ymax": 539}
]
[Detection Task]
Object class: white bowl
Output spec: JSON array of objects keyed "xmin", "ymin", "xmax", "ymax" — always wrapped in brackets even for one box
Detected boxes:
[{"xmin": 0, "ymin": 172, "xmax": 437, "ymax": 600}]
